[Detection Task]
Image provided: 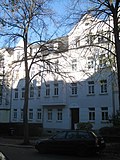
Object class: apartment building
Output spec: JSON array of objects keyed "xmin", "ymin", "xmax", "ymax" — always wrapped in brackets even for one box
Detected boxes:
[{"xmin": 0, "ymin": 14, "xmax": 119, "ymax": 133}]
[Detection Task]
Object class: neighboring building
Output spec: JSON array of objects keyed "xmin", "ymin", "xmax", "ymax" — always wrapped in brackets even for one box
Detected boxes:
[
  {"xmin": 0, "ymin": 48, "xmax": 12, "ymax": 123},
  {"xmin": 0, "ymin": 14, "xmax": 119, "ymax": 134}
]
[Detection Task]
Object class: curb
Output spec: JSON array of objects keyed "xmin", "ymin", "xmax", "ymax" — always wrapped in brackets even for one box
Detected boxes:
[{"xmin": 0, "ymin": 143, "xmax": 34, "ymax": 148}]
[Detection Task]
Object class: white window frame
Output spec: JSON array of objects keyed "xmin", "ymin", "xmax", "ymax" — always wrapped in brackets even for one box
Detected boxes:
[
  {"xmin": 101, "ymin": 107, "xmax": 108, "ymax": 121},
  {"xmin": 22, "ymin": 87, "xmax": 25, "ymax": 98},
  {"xmin": 37, "ymin": 86, "xmax": 41, "ymax": 97},
  {"xmin": 37, "ymin": 109, "xmax": 42, "ymax": 120},
  {"xmin": 29, "ymin": 109, "xmax": 33, "ymax": 120},
  {"xmin": 14, "ymin": 88, "xmax": 18, "ymax": 99},
  {"xmin": 30, "ymin": 86, "xmax": 34, "ymax": 98},
  {"xmin": 71, "ymin": 83, "xmax": 77, "ymax": 95},
  {"xmin": 46, "ymin": 84, "xmax": 50, "ymax": 96},
  {"xmin": 54, "ymin": 83, "xmax": 58, "ymax": 96},
  {"xmin": 57, "ymin": 109, "xmax": 63, "ymax": 121},
  {"xmin": 13, "ymin": 109, "xmax": 17, "ymax": 120},
  {"xmin": 47, "ymin": 109, "xmax": 52, "ymax": 121},
  {"xmin": 100, "ymin": 80, "xmax": 107, "ymax": 94},
  {"xmin": 21, "ymin": 109, "xmax": 23, "ymax": 120},
  {"xmin": 72, "ymin": 59, "xmax": 77, "ymax": 71},
  {"xmin": 88, "ymin": 81, "xmax": 94, "ymax": 95},
  {"xmin": 89, "ymin": 108, "xmax": 95, "ymax": 121}
]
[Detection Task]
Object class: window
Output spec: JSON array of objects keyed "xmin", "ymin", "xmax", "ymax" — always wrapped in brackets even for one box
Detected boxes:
[
  {"xmin": 71, "ymin": 83, "xmax": 77, "ymax": 95},
  {"xmin": 57, "ymin": 109, "xmax": 62, "ymax": 121},
  {"xmin": 0, "ymin": 84, "xmax": 2, "ymax": 97},
  {"xmin": 89, "ymin": 108, "xmax": 95, "ymax": 121},
  {"xmin": 17, "ymin": 51, "xmax": 20, "ymax": 60},
  {"xmin": 88, "ymin": 57, "xmax": 94, "ymax": 69},
  {"xmin": 30, "ymin": 86, "xmax": 34, "ymax": 98},
  {"xmin": 88, "ymin": 81, "xmax": 94, "ymax": 94},
  {"xmin": 37, "ymin": 86, "xmax": 41, "ymax": 97},
  {"xmin": 21, "ymin": 109, "xmax": 23, "ymax": 120},
  {"xmin": 55, "ymin": 60, "xmax": 59, "ymax": 72},
  {"xmin": 37, "ymin": 109, "xmax": 42, "ymax": 120},
  {"xmin": 0, "ymin": 97, "xmax": 2, "ymax": 105},
  {"xmin": 72, "ymin": 59, "xmax": 77, "ymax": 71},
  {"xmin": 76, "ymin": 37, "xmax": 80, "ymax": 47},
  {"xmin": 47, "ymin": 109, "xmax": 52, "ymax": 121},
  {"xmin": 14, "ymin": 88, "xmax": 18, "ymax": 99},
  {"xmin": 87, "ymin": 34, "xmax": 95, "ymax": 44},
  {"xmin": 46, "ymin": 84, "xmax": 50, "ymax": 96},
  {"xmin": 29, "ymin": 109, "xmax": 33, "ymax": 120},
  {"xmin": 100, "ymin": 80, "xmax": 107, "ymax": 94},
  {"xmin": 22, "ymin": 88, "xmax": 25, "ymax": 98},
  {"xmin": 99, "ymin": 54, "xmax": 106, "ymax": 69},
  {"xmin": 13, "ymin": 109, "xmax": 17, "ymax": 119},
  {"xmin": 54, "ymin": 83, "xmax": 58, "ymax": 96},
  {"xmin": 101, "ymin": 107, "xmax": 108, "ymax": 121}
]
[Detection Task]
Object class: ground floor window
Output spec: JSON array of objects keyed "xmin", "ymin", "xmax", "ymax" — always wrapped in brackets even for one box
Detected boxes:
[
  {"xmin": 101, "ymin": 107, "xmax": 108, "ymax": 121},
  {"xmin": 37, "ymin": 109, "xmax": 42, "ymax": 120},
  {"xmin": 57, "ymin": 108, "xmax": 63, "ymax": 121},
  {"xmin": 89, "ymin": 107, "xmax": 95, "ymax": 121},
  {"xmin": 47, "ymin": 109, "xmax": 52, "ymax": 121},
  {"xmin": 29, "ymin": 109, "xmax": 33, "ymax": 120},
  {"xmin": 13, "ymin": 109, "xmax": 17, "ymax": 120}
]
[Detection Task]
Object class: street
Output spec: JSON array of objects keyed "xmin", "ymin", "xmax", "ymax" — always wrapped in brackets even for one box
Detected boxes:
[{"xmin": 0, "ymin": 145, "xmax": 119, "ymax": 160}]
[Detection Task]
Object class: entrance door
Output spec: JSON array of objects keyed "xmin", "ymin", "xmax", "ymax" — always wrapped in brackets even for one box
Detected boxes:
[{"xmin": 71, "ymin": 108, "xmax": 79, "ymax": 130}]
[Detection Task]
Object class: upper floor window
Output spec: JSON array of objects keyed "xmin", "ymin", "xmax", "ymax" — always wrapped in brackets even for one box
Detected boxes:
[
  {"xmin": 22, "ymin": 87, "xmax": 25, "ymax": 98},
  {"xmin": 88, "ymin": 57, "xmax": 94, "ymax": 69},
  {"xmin": 17, "ymin": 51, "xmax": 20, "ymax": 60},
  {"xmin": 76, "ymin": 37, "xmax": 80, "ymax": 48},
  {"xmin": 54, "ymin": 83, "xmax": 58, "ymax": 96},
  {"xmin": 99, "ymin": 54, "xmax": 107, "ymax": 69},
  {"xmin": 72, "ymin": 59, "xmax": 77, "ymax": 71},
  {"xmin": 30, "ymin": 86, "xmax": 34, "ymax": 98},
  {"xmin": 21, "ymin": 109, "xmax": 23, "ymax": 120},
  {"xmin": 101, "ymin": 107, "xmax": 108, "ymax": 121},
  {"xmin": 71, "ymin": 83, "xmax": 77, "ymax": 95},
  {"xmin": 88, "ymin": 81, "xmax": 94, "ymax": 95},
  {"xmin": 87, "ymin": 34, "xmax": 95, "ymax": 45},
  {"xmin": 100, "ymin": 80, "xmax": 107, "ymax": 94},
  {"xmin": 37, "ymin": 86, "xmax": 41, "ymax": 97},
  {"xmin": 0, "ymin": 84, "xmax": 2, "ymax": 97},
  {"xmin": 14, "ymin": 88, "xmax": 18, "ymax": 99},
  {"xmin": 46, "ymin": 84, "xmax": 50, "ymax": 96},
  {"xmin": 55, "ymin": 60, "xmax": 59, "ymax": 73}
]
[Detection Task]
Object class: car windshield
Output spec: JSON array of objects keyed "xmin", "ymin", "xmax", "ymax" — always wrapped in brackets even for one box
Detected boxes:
[{"xmin": 52, "ymin": 131, "xmax": 66, "ymax": 139}]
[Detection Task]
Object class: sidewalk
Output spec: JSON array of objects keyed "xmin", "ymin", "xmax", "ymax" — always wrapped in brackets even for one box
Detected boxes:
[
  {"xmin": 0, "ymin": 136, "xmax": 120, "ymax": 158},
  {"xmin": 0, "ymin": 136, "xmax": 35, "ymax": 148}
]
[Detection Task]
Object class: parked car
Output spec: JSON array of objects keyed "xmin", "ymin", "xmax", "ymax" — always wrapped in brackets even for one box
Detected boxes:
[
  {"xmin": 35, "ymin": 130, "xmax": 106, "ymax": 156},
  {"xmin": 0, "ymin": 151, "xmax": 9, "ymax": 160}
]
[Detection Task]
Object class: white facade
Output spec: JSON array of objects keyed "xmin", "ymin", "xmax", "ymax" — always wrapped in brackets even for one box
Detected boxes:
[{"xmin": 0, "ymin": 14, "xmax": 119, "ymax": 132}]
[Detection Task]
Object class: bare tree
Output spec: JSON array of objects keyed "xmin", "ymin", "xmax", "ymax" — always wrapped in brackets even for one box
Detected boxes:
[
  {"xmin": 66, "ymin": 0, "xmax": 120, "ymax": 110},
  {"xmin": 0, "ymin": 0, "xmax": 65, "ymax": 144}
]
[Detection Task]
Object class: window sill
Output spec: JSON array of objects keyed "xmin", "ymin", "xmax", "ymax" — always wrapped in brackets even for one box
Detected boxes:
[
  {"xmin": 99, "ymin": 93, "xmax": 108, "ymax": 95},
  {"xmin": 101, "ymin": 120, "xmax": 109, "ymax": 123},
  {"xmin": 70, "ymin": 94, "xmax": 78, "ymax": 97},
  {"xmin": 87, "ymin": 94, "xmax": 95, "ymax": 96},
  {"xmin": 56, "ymin": 120, "xmax": 62, "ymax": 122},
  {"xmin": 53, "ymin": 95, "xmax": 59, "ymax": 98}
]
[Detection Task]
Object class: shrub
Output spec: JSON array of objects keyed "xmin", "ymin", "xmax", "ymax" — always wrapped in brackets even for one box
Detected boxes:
[{"xmin": 76, "ymin": 122, "xmax": 93, "ymax": 130}]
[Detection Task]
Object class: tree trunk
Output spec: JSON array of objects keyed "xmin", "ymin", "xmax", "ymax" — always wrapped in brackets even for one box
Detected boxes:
[
  {"xmin": 23, "ymin": 33, "xmax": 30, "ymax": 144},
  {"xmin": 113, "ymin": 10, "xmax": 120, "ymax": 111}
]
